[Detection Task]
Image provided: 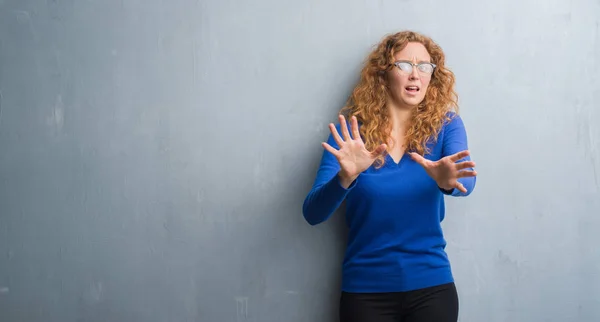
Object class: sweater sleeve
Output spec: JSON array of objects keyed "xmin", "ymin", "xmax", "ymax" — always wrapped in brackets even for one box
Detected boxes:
[
  {"xmin": 302, "ymin": 125, "xmax": 357, "ymax": 225},
  {"xmin": 440, "ymin": 114, "xmax": 477, "ymax": 197}
]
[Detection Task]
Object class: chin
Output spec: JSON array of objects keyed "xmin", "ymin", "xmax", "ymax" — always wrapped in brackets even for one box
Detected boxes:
[{"xmin": 400, "ymin": 97, "xmax": 425, "ymax": 107}]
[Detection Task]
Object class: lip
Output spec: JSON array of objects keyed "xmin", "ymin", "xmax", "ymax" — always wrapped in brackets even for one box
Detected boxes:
[{"xmin": 404, "ymin": 85, "xmax": 420, "ymax": 95}]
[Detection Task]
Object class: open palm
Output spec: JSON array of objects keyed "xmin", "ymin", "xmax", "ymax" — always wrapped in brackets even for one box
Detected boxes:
[
  {"xmin": 323, "ymin": 115, "xmax": 387, "ymax": 182},
  {"xmin": 409, "ymin": 150, "xmax": 477, "ymax": 193}
]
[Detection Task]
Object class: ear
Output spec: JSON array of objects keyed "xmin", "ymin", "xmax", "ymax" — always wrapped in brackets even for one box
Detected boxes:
[{"xmin": 380, "ymin": 69, "xmax": 392, "ymax": 89}]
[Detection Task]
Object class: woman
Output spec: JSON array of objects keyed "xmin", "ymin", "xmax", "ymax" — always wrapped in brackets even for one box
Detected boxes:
[{"xmin": 302, "ymin": 30, "xmax": 477, "ymax": 322}]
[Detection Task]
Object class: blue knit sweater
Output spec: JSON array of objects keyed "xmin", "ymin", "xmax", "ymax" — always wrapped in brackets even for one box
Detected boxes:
[{"xmin": 302, "ymin": 113, "xmax": 476, "ymax": 292}]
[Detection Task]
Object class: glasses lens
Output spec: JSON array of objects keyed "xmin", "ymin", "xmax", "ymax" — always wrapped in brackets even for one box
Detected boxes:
[
  {"xmin": 397, "ymin": 62, "xmax": 412, "ymax": 73},
  {"xmin": 418, "ymin": 64, "xmax": 434, "ymax": 74}
]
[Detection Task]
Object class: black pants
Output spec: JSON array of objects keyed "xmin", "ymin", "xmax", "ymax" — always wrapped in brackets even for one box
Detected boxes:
[{"xmin": 339, "ymin": 282, "xmax": 458, "ymax": 322}]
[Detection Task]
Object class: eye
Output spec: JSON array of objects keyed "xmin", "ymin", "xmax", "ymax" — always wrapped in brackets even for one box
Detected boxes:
[
  {"xmin": 417, "ymin": 63, "xmax": 434, "ymax": 73},
  {"xmin": 397, "ymin": 62, "xmax": 412, "ymax": 72}
]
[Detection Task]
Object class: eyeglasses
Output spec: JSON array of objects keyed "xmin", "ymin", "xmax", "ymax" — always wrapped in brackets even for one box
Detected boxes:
[{"xmin": 392, "ymin": 61, "xmax": 436, "ymax": 75}]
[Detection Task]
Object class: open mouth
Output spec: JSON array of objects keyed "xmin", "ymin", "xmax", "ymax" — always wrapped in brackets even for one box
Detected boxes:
[{"xmin": 405, "ymin": 86, "xmax": 420, "ymax": 93}]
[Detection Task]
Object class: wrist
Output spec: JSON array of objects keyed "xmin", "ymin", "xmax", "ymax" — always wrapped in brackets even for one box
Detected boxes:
[
  {"xmin": 439, "ymin": 186, "xmax": 454, "ymax": 194},
  {"xmin": 437, "ymin": 182, "xmax": 453, "ymax": 191},
  {"xmin": 338, "ymin": 171, "xmax": 358, "ymax": 189}
]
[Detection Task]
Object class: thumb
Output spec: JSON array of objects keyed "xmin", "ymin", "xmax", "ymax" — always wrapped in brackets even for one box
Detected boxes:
[
  {"xmin": 409, "ymin": 152, "xmax": 425, "ymax": 164},
  {"xmin": 455, "ymin": 181, "xmax": 467, "ymax": 194},
  {"xmin": 370, "ymin": 144, "xmax": 387, "ymax": 158}
]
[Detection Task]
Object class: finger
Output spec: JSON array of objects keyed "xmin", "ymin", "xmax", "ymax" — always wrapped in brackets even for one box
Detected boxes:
[
  {"xmin": 322, "ymin": 142, "xmax": 341, "ymax": 158},
  {"xmin": 448, "ymin": 150, "xmax": 470, "ymax": 162},
  {"xmin": 455, "ymin": 160, "xmax": 476, "ymax": 170},
  {"xmin": 329, "ymin": 123, "xmax": 344, "ymax": 146},
  {"xmin": 457, "ymin": 170, "xmax": 477, "ymax": 178},
  {"xmin": 339, "ymin": 114, "xmax": 351, "ymax": 141},
  {"xmin": 351, "ymin": 116, "xmax": 361, "ymax": 141}
]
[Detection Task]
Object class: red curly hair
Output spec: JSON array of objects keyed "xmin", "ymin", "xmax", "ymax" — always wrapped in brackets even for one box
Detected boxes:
[{"xmin": 340, "ymin": 30, "xmax": 459, "ymax": 168}]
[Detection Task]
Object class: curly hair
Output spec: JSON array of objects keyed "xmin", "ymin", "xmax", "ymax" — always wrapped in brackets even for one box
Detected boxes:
[{"xmin": 340, "ymin": 30, "xmax": 459, "ymax": 168}]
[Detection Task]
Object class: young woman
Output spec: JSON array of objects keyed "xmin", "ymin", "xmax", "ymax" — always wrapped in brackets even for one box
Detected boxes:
[{"xmin": 302, "ymin": 30, "xmax": 477, "ymax": 322}]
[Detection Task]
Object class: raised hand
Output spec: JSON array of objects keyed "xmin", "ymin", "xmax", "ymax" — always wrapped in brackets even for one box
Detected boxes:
[
  {"xmin": 409, "ymin": 150, "xmax": 477, "ymax": 193},
  {"xmin": 323, "ymin": 115, "xmax": 387, "ymax": 187}
]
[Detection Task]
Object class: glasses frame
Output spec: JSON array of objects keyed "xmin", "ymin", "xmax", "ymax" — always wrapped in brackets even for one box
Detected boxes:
[{"xmin": 392, "ymin": 61, "xmax": 437, "ymax": 75}]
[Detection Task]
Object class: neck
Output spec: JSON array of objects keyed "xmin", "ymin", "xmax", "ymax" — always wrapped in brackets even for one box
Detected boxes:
[{"xmin": 387, "ymin": 100, "xmax": 413, "ymax": 135}]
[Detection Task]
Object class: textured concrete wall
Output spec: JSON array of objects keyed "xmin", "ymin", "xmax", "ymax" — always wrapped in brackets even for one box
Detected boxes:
[{"xmin": 0, "ymin": 0, "xmax": 599, "ymax": 321}]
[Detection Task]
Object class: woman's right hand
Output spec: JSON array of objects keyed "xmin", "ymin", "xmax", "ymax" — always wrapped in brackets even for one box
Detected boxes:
[{"xmin": 322, "ymin": 115, "xmax": 388, "ymax": 188}]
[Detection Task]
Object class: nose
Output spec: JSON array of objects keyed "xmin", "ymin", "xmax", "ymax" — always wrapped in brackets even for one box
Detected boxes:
[{"xmin": 409, "ymin": 66, "xmax": 420, "ymax": 80}]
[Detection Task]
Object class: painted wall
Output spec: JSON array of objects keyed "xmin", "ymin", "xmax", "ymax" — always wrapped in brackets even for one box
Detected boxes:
[{"xmin": 1, "ymin": 0, "xmax": 599, "ymax": 321}]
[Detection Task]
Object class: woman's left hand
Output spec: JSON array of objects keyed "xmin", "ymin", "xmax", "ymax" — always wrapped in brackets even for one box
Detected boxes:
[{"xmin": 409, "ymin": 150, "xmax": 477, "ymax": 193}]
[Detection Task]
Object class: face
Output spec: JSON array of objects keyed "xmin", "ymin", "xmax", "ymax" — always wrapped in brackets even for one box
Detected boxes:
[{"xmin": 386, "ymin": 42, "xmax": 434, "ymax": 109}]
